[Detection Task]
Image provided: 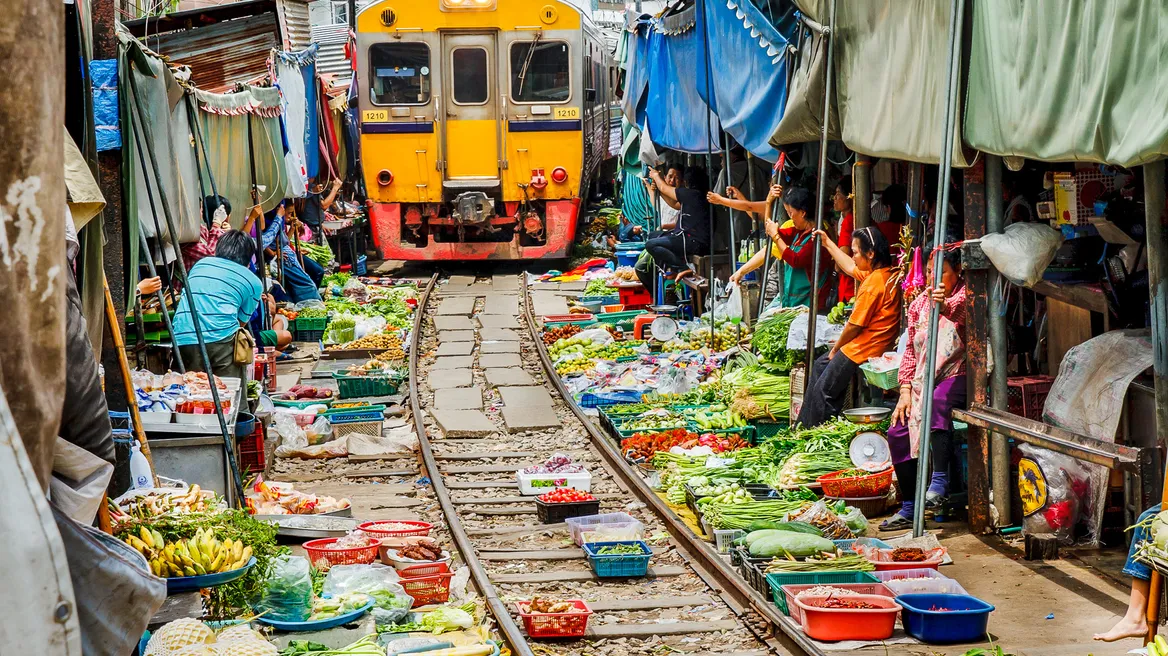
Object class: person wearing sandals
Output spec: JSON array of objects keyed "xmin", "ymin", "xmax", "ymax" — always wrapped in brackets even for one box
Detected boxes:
[{"xmin": 881, "ymin": 244, "xmax": 967, "ymax": 531}]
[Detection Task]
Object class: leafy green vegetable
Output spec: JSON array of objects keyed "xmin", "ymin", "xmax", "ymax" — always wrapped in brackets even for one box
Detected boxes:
[
  {"xmin": 419, "ymin": 606, "xmax": 474, "ymax": 634},
  {"xmin": 750, "ymin": 309, "xmax": 804, "ymax": 370},
  {"xmin": 322, "ymin": 272, "xmax": 351, "ymax": 289}
]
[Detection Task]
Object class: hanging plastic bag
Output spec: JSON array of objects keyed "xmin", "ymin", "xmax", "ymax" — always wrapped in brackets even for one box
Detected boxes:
[
  {"xmin": 323, "ymin": 563, "xmax": 414, "ymax": 625},
  {"xmin": 979, "ymin": 223, "xmax": 1064, "ymax": 288},
  {"xmin": 712, "ymin": 282, "xmax": 744, "ymax": 323},
  {"xmin": 903, "ymin": 247, "xmax": 925, "ymax": 292},
  {"xmin": 254, "ymin": 555, "xmax": 314, "ymax": 622},
  {"xmin": 1018, "ymin": 443, "xmax": 1092, "ymax": 545}
]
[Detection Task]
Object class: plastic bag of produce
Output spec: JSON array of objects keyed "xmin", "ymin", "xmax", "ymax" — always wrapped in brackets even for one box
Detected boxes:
[
  {"xmin": 712, "ymin": 281, "xmax": 744, "ymax": 323},
  {"xmin": 575, "ymin": 328, "xmax": 614, "ymax": 345},
  {"xmin": 306, "ymin": 415, "xmax": 333, "ymax": 446},
  {"xmin": 272, "ymin": 411, "xmax": 309, "ymax": 451},
  {"xmin": 254, "ymin": 555, "xmax": 314, "ymax": 622},
  {"xmin": 323, "ymin": 563, "xmax": 414, "ymax": 625},
  {"xmin": 838, "ymin": 506, "xmax": 869, "ymax": 536},
  {"xmin": 979, "ymin": 222, "xmax": 1064, "ymax": 288},
  {"xmin": 294, "ymin": 299, "xmax": 326, "ymax": 312},
  {"xmin": 788, "ymin": 500, "xmax": 854, "ymax": 540},
  {"xmin": 355, "ymin": 315, "xmax": 388, "ymax": 340}
]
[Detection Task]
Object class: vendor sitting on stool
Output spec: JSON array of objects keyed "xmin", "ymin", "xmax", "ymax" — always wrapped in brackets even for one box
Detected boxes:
[
  {"xmin": 643, "ymin": 165, "xmax": 711, "ymax": 283},
  {"xmin": 797, "ymin": 226, "xmax": 900, "ymax": 427},
  {"xmin": 883, "ymin": 244, "xmax": 967, "ymax": 531}
]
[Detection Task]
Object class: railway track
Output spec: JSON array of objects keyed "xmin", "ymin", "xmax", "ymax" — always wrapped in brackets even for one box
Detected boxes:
[{"xmin": 406, "ymin": 272, "xmax": 815, "ymax": 656}]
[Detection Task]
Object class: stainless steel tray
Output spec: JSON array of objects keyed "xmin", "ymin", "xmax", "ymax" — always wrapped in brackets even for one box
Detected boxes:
[{"xmin": 256, "ymin": 514, "xmax": 361, "ymax": 539}]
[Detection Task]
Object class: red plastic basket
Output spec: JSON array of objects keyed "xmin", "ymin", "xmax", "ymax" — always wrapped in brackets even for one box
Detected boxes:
[
  {"xmin": 1007, "ymin": 375, "xmax": 1054, "ymax": 421},
  {"xmin": 400, "ymin": 562, "xmax": 454, "ymax": 607},
  {"xmin": 794, "ymin": 594, "xmax": 901, "ymax": 642},
  {"xmin": 357, "ymin": 520, "xmax": 433, "ymax": 538},
  {"xmin": 398, "ymin": 561, "xmax": 450, "ymax": 578},
  {"xmin": 303, "ymin": 538, "xmax": 380, "ymax": 571},
  {"xmin": 816, "ymin": 468, "xmax": 893, "ymax": 498},
  {"xmin": 516, "ymin": 600, "xmax": 592, "ymax": 639},
  {"xmin": 781, "ymin": 582, "xmax": 895, "ymax": 625},
  {"xmin": 237, "ymin": 426, "xmax": 265, "ymax": 474}
]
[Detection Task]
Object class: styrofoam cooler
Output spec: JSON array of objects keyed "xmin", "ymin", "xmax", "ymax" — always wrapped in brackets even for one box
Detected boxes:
[{"xmin": 517, "ymin": 469, "xmax": 592, "ymax": 496}]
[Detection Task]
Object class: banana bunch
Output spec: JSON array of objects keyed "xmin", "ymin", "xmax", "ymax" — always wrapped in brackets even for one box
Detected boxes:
[{"xmin": 124, "ymin": 526, "xmax": 252, "ymax": 579}]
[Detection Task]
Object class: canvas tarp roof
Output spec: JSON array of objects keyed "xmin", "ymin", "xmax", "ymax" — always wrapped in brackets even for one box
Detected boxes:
[
  {"xmin": 964, "ymin": 0, "xmax": 1168, "ymax": 167},
  {"xmin": 771, "ymin": 0, "xmax": 971, "ymax": 167}
]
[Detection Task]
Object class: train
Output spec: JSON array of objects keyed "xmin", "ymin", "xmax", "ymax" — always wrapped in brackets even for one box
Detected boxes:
[{"xmin": 354, "ymin": 0, "xmax": 617, "ymax": 261}]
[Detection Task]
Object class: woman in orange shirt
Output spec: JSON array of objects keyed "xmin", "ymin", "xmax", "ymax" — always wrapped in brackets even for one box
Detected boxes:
[{"xmin": 795, "ymin": 226, "xmax": 901, "ymax": 427}]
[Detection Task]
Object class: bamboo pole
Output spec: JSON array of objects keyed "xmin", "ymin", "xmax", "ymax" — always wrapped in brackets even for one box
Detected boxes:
[{"xmin": 104, "ymin": 273, "xmax": 155, "ymax": 473}]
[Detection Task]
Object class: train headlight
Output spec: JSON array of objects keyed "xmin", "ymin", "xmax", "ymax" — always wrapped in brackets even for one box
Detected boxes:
[
  {"xmin": 377, "ymin": 169, "xmax": 394, "ymax": 186},
  {"xmin": 440, "ymin": 0, "xmax": 496, "ymax": 10},
  {"xmin": 550, "ymin": 167, "xmax": 569, "ymax": 184}
]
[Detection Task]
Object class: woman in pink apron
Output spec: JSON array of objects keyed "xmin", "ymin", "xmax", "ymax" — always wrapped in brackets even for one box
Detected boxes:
[{"xmin": 881, "ymin": 246, "xmax": 967, "ymax": 531}]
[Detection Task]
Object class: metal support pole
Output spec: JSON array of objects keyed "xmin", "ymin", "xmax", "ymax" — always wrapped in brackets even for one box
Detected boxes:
[
  {"xmin": 1144, "ymin": 158, "xmax": 1168, "ymax": 643},
  {"xmin": 723, "ymin": 132, "xmax": 740, "ymax": 335},
  {"xmin": 963, "ymin": 159, "xmax": 993, "ymax": 535},
  {"xmin": 913, "ymin": 0, "xmax": 966, "ymax": 538},
  {"xmin": 854, "ymin": 155, "xmax": 871, "ymax": 229},
  {"xmin": 805, "ymin": 0, "xmax": 836, "ymax": 390},
  {"xmin": 247, "ymin": 114, "xmax": 271, "ymax": 331},
  {"xmin": 127, "ymin": 75, "xmax": 244, "ymax": 505},
  {"xmin": 908, "ymin": 163, "xmax": 925, "ymax": 236},
  {"xmin": 986, "ymin": 154, "xmax": 1011, "ymax": 526},
  {"xmin": 758, "ymin": 153, "xmax": 785, "ymax": 320},
  {"xmin": 700, "ymin": 0, "xmax": 716, "ymax": 348}
]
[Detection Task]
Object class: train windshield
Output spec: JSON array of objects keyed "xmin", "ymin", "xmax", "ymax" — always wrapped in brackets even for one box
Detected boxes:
[
  {"xmin": 369, "ymin": 43, "xmax": 431, "ymax": 105},
  {"xmin": 510, "ymin": 41, "xmax": 570, "ymax": 103}
]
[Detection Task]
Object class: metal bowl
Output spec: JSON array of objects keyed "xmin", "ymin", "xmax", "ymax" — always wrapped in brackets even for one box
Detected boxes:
[{"xmin": 842, "ymin": 407, "xmax": 892, "ymax": 425}]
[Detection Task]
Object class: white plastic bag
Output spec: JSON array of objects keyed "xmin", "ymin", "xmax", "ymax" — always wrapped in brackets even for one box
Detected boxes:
[
  {"xmin": 713, "ymin": 282, "xmax": 744, "ymax": 323},
  {"xmin": 50, "ymin": 437, "xmax": 115, "ymax": 524},
  {"xmin": 575, "ymin": 328, "xmax": 615, "ymax": 345},
  {"xmin": 980, "ymin": 223, "xmax": 1064, "ymax": 288},
  {"xmin": 323, "ymin": 563, "xmax": 413, "ymax": 625},
  {"xmin": 355, "ymin": 316, "xmax": 388, "ymax": 339}
]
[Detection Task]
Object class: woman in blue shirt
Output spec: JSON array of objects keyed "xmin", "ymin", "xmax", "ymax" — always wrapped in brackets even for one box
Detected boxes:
[{"xmin": 171, "ymin": 230, "xmax": 263, "ymax": 382}]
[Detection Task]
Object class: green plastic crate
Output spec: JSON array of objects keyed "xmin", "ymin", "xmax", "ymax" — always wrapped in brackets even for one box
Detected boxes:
[
  {"xmin": 545, "ymin": 319, "xmax": 598, "ymax": 329},
  {"xmin": 750, "ymin": 420, "xmax": 790, "ymax": 441},
  {"xmin": 689, "ymin": 424, "xmax": 757, "ymax": 444},
  {"xmin": 295, "ymin": 316, "xmax": 329, "ymax": 332},
  {"xmin": 273, "ymin": 398, "xmax": 334, "ymax": 409},
  {"xmin": 765, "ymin": 571, "xmax": 880, "ymax": 615},
  {"xmin": 594, "ymin": 310, "xmax": 647, "ymax": 329},
  {"xmin": 332, "ymin": 372, "xmax": 399, "ymax": 399}
]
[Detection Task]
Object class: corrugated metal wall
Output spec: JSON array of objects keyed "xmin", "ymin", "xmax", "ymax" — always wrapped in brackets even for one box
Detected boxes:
[
  {"xmin": 277, "ymin": 0, "xmax": 313, "ymax": 50},
  {"xmin": 311, "ymin": 23, "xmax": 352, "ymax": 83},
  {"xmin": 144, "ymin": 13, "xmax": 279, "ymax": 93}
]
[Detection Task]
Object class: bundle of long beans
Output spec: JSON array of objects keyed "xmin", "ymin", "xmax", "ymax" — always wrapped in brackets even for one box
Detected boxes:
[
  {"xmin": 764, "ymin": 554, "xmax": 874, "ymax": 573},
  {"xmin": 703, "ymin": 498, "xmax": 810, "ymax": 530}
]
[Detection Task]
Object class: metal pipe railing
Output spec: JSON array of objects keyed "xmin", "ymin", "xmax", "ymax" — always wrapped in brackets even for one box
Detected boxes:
[
  {"xmin": 804, "ymin": 0, "xmax": 836, "ymax": 391},
  {"xmin": 913, "ymin": 0, "xmax": 967, "ymax": 538}
]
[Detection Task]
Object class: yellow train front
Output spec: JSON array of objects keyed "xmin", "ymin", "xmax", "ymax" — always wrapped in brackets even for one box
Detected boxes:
[{"xmin": 356, "ymin": 0, "xmax": 614, "ymax": 261}]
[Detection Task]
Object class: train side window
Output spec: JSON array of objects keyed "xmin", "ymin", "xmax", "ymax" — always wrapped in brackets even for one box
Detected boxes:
[
  {"xmin": 451, "ymin": 47, "xmax": 489, "ymax": 105},
  {"xmin": 369, "ymin": 43, "xmax": 431, "ymax": 106},
  {"xmin": 509, "ymin": 40, "xmax": 570, "ymax": 103}
]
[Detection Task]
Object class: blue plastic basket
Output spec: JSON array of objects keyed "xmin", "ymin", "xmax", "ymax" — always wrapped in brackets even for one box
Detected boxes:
[
  {"xmin": 832, "ymin": 537, "xmax": 892, "ymax": 552},
  {"xmin": 616, "ymin": 249, "xmax": 643, "ymax": 268},
  {"xmin": 896, "ymin": 593, "xmax": 995, "ymax": 644},
  {"xmin": 323, "ymin": 405, "xmax": 386, "ymax": 422},
  {"xmin": 583, "ymin": 540, "xmax": 652, "ymax": 578},
  {"xmin": 355, "ymin": 254, "xmax": 368, "ymax": 276}
]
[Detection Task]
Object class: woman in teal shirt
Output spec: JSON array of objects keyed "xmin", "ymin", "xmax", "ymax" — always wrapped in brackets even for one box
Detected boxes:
[
  {"xmin": 171, "ymin": 230, "xmax": 263, "ymax": 382},
  {"xmin": 731, "ymin": 186, "xmax": 831, "ymax": 310}
]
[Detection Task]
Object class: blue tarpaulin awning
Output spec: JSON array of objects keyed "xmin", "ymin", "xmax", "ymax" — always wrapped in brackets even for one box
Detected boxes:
[
  {"xmin": 641, "ymin": 9, "xmax": 723, "ymax": 155},
  {"xmin": 695, "ymin": 0, "xmax": 796, "ymax": 162}
]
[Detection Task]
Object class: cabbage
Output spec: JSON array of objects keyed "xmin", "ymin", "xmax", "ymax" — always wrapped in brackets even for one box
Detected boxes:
[{"xmin": 420, "ymin": 607, "xmax": 474, "ymax": 634}]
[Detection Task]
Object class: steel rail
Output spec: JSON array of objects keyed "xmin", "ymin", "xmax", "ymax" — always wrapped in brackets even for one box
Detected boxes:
[
  {"xmin": 407, "ymin": 273, "xmax": 536, "ymax": 656},
  {"xmin": 520, "ymin": 279, "xmax": 820, "ymax": 656}
]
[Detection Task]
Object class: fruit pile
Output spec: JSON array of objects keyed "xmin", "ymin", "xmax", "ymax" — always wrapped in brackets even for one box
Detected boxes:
[
  {"xmin": 543, "ymin": 323, "xmax": 583, "ymax": 345},
  {"xmin": 669, "ymin": 322, "xmax": 750, "ymax": 352},
  {"xmin": 591, "ymin": 340, "xmax": 645, "ymax": 360},
  {"xmin": 694, "ymin": 483, "xmax": 752, "ymax": 506},
  {"xmin": 555, "ymin": 356, "xmax": 598, "ymax": 376},
  {"xmin": 683, "ymin": 404, "xmax": 749, "ymax": 430},
  {"xmin": 827, "ymin": 301, "xmax": 853, "ymax": 325},
  {"xmin": 538, "ymin": 488, "xmax": 596, "ymax": 504},
  {"xmin": 124, "ymin": 526, "xmax": 252, "ymax": 578},
  {"xmin": 334, "ymin": 331, "xmax": 406, "ymax": 359}
]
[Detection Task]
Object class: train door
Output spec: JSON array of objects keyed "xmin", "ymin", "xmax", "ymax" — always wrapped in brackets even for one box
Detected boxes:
[{"xmin": 440, "ymin": 33, "xmax": 500, "ymax": 183}]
